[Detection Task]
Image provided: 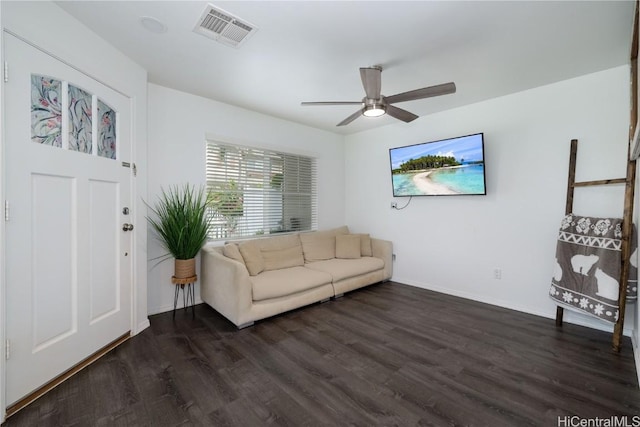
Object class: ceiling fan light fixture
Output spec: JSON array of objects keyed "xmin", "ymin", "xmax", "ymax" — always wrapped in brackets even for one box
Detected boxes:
[{"xmin": 363, "ymin": 103, "xmax": 386, "ymax": 117}]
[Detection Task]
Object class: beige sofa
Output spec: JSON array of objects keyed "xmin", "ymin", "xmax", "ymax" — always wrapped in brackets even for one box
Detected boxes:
[{"xmin": 201, "ymin": 226, "xmax": 393, "ymax": 328}]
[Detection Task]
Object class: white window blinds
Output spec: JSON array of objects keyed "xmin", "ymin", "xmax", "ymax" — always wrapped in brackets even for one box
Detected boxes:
[{"xmin": 206, "ymin": 140, "xmax": 317, "ymax": 240}]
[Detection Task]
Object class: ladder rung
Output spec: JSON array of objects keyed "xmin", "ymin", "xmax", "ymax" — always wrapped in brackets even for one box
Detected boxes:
[{"xmin": 573, "ymin": 178, "xmax": 627, "ymax": 187}]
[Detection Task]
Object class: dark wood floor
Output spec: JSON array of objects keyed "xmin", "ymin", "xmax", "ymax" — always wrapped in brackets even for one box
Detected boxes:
[{"xmin": 4, "ymin": 281, "xmax": 640, "ymax": 426}]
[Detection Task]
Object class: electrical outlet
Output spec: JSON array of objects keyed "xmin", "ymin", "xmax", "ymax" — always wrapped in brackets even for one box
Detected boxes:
[
  {"xmin": 391, "ymin": 202, "xmax": 398, "ymax": 209},
  {"xmin": 494, "ymin": 268, "xmax": 502, "ymax": 279}
]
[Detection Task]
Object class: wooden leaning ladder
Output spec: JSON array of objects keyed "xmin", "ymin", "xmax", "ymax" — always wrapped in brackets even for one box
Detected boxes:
[
  {"xmin": 556, "ymin": 1, "xmax": 639, "ymax": 352},
  {"xmin": 555, "ymin": 140, "xmax": 636, "ymax": 352}
]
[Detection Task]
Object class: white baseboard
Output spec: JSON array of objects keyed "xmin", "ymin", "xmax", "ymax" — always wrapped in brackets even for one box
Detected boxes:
[
  {"xmin": 391, "ymin": 276, "xmax": 632, "ymax": 337},
  {"xmin": 134, "ymin": 319, "xmax": 151, "ymax": 335},
  {"xmin": 147, "ymin": 298, "xmax": 203, "ymax": 316}
]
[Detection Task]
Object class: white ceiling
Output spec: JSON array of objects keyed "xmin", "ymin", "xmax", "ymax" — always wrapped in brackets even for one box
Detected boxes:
[{"xmin": 57, "ymin": 1, "xmax": 634, "ymax": 135}]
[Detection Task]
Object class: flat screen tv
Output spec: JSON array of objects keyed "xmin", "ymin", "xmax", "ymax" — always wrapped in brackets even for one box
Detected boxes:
[{"xmin": 389, "ymin": 133, "xmax": 486, "ymax": 196}]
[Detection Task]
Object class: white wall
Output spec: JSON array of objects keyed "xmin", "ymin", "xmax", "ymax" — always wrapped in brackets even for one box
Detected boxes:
[
  {"xmin": 345, "ymin": 66, "xmax": 634, "ymax": 334},
  {"xmin": 147, "ymin": 83, "xmax": 345, "ymax": 314}
]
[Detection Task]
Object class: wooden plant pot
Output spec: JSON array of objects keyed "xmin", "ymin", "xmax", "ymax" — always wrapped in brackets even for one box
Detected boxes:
[{"xmin": 174, "ymin": 258, "xmax": 196, "ymax": 279}]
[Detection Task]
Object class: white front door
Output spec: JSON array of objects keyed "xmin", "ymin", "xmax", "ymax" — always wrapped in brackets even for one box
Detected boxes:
[{"xmin": 4, "ymin": 33, "xmax": 133, "ymax": 405}]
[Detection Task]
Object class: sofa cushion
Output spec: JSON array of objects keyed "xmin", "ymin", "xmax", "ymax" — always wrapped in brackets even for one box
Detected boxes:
[
  {"xmin": 254, "ymin": 233, "xmax": 300, "ymax": 251},
  {"xmin": 238, "ymin": 241, "xmax": 264, "ymax": 276},
  {"xmin": 336, "ymin": 234, "xmax": 361, "ymax": 259},
  {"xmin": 300, "ymin": 226, "xmax": 349, "ymax": 262},
  {"xmin": 262, "ymin": 244, "xmax": 305, "ymax": 271},
  {"xmin": 256, "ymin": 234, "xmax": 305, "ymax": 271},
  {"xmin": 223, "ymin": 243, "xmax": 245, "ymax": 265},
  {"xmin": 305, "ymin": 257, "xmax": 384, "ymax": 282},
  {"xmin": 237, "ymin": 234, "xmax": 305, "ymax": 275},
  {"xmin": 355, "ymin": 233, "xmax": 373, "ymax": 257},
  {"xmin": 250, "ymin": 266, "xmax": 333, "ymax": 301}
]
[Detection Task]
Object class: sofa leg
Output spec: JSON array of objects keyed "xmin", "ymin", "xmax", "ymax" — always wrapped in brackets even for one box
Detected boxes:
[
  {"xmin": 333, "ymin": 293, "xmax": 344, "ymax": 299},
  {"xmin": 320, "ymin": 297, "xmax": 330, "ymax": 303},
  {"xmin": 237, "ymin": 321, "xmax": 254, "ymax": 329}
]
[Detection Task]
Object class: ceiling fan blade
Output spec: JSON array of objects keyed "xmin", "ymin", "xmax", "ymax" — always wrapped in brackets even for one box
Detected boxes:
[
  {"xmin": 386, "ymin": 105, "xmax": 419, "ymax": 123},
  {"xmin": 301, "ymin": 101, "xmax": 362, "ymax": 106},
  {"xmin": 337, "ymin": 109, "xmax": 363, "ymax": 126},
  {"xmin": 360, "ymin": 67, "xmax": 382, "ymax": 100},
  {"xmin": 385, "ymin": 82, "xmax": 456, "ymax": 104}
]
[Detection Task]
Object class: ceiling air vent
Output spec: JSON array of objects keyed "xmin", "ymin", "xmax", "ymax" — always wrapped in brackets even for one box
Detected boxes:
[{"xmin": 193, "ymin": 4, "xmax": 258, "ymax": 48}]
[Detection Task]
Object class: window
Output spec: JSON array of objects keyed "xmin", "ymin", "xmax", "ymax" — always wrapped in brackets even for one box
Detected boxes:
[{"xmin": 206, "ymin": 140, "xmax": 317, "ymax": 240}]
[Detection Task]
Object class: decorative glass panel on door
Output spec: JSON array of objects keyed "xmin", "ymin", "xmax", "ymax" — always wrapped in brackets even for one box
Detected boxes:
[
  {"xmin": 97, "ymin": 99, "xmax": 116, "ymax": 159},
  {"xmin": 31, "ymin": 75, "xmax": 62, "ymax": 147},
  {"xmin": 68, "ymin": 84, "xmax": 93, "ymax": 154}
]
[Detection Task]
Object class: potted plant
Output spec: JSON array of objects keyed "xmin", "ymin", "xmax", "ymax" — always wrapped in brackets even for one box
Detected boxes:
[{"xmin": 147, "ymin": 184, "xmax": 210, "ymax": 279}]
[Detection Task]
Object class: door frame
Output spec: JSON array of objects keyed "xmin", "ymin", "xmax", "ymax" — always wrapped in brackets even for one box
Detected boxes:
[
  {"xmin": 0, "ymin": 12, "xmax": 148, "ymax": 421},
  {"xmin": 1, "ymin": 4, "xmax": 6, "ymax": 422}
]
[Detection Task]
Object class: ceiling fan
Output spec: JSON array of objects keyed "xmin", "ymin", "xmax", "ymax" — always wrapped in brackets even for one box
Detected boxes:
[{"xmin": 301, "ymin": 66, "xmax": 456, "ymax": 127}]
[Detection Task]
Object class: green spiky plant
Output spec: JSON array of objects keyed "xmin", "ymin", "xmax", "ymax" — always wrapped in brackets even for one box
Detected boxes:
[{"xmin": 147, "ymin": 184, "xmax": 210, "ymax": 261}]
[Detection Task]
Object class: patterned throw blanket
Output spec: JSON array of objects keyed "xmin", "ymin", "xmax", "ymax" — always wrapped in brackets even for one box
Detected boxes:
[{"xmin": 549, "ymin": 214, "xmax": 637, "ymax": 323}]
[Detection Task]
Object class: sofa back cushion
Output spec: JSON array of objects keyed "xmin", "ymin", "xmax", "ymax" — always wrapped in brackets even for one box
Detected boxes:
[
  {"xmin": 238, "ymin": 234, "xmax": 304, "ymax": 275},
  {"xmin": 238, "ymin": 241, "xmax": 264, "ymax": 276},
  {"xmin": 223, "ymin": 243, "xmax": 245, "ymax": 265},
  {"xmin": 354, "ymin": 233, "xmax": 373, "ymax": 257},
  {"xmin": 336, "ymin": 234, "xmax": 362, "ymax": 259},
  {"xmin": 300, "ymin": 226, "xmax": 349, "ymax": 262},
  {"xmin": 258, "ymin": 234, "xmax": 305, "ymax": 271}
]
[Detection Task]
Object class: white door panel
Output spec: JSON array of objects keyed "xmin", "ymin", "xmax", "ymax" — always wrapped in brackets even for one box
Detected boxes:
[
  {"xmin": 4, "ymin": 33, "xmax": 132, "ymax": 405},
  {"xmin": 88, "ymin": 178, "xmax": 120, "ymax": 323},
  {"xmin": 31, "ymin": 173, "xmax": 77, "ymax": 350}
]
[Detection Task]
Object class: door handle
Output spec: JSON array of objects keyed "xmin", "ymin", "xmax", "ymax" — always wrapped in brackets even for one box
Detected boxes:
[{"xmin": 122, "ymin": 223, "xmax": 134, "ymax": 231}]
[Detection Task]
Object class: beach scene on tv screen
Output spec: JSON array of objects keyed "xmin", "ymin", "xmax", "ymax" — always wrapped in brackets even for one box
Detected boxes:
[{"xmin": 390, "ymin": 134, "xmax": 486, "ymax": 196}]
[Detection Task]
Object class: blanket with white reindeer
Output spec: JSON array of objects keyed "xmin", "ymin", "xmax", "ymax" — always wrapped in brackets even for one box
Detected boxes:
[{"xmin": 549, "ymin": 214, "xmax": 637, "ymax": 323}]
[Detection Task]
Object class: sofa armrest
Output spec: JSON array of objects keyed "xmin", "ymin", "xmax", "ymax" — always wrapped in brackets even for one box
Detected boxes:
[
  {"xmin": 371, "ymin": 238, "xmax": 393, "ymax": 280},
  {"xmin": 201, "ymin": 246, "xmax": 253, "ymax": 326}
]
